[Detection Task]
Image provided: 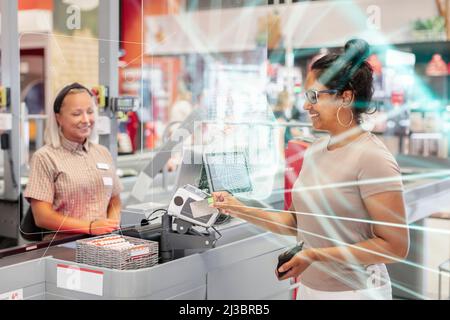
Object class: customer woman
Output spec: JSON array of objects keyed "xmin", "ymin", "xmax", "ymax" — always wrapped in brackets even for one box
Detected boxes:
[
  {"xmin": 24, "ymin": 83, "xmax": 122, "ymax": 238},
  {"xmin": 212, "ymin": 39, "xmax": 409, "ymax": 300}
]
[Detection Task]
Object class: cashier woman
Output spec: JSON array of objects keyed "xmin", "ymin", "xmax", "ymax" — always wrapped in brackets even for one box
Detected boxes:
[
  {"xmin": 212, "ymin": 39, "xmax": 410, "ymax": 300},
  {"xmin": 24, "ymin": 83, "xmax": 122, "ymax": 238}
]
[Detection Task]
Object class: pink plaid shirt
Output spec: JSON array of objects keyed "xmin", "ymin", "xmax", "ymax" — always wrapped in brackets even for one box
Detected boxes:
[{"xmin": 24, "ymin": 135, "xmax": 123, "ymax": 221}]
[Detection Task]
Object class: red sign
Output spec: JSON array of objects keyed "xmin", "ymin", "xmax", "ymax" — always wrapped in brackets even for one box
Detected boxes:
[
  {"xmin": 19, "ymin": 0, "xmax": 53, "ymax": 11},
  {"xmin": 391, "ymin": 91, "xmax": 404, "ymax": 105}
]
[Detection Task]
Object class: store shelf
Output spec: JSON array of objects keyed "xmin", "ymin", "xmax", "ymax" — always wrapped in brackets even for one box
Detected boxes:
[{"xmin": 284, "ymin": 40, "xmax": 450, "ymax": 61}]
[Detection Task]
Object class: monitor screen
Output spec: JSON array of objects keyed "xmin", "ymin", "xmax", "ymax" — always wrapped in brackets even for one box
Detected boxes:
[{"xmin": 203, "ymin": 152, "xmax": 253, "ymax": 194}]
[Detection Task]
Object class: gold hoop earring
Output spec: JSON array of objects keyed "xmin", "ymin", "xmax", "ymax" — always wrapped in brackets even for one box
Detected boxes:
[{"xmin": 337, "ymin": 106, "xmax": 353, "ymax": 127}]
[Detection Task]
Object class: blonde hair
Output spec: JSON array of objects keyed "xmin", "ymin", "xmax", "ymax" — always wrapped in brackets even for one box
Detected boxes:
[{"xmin": 44, "ymin": 88, "xmax": 99, "ymax": 148}]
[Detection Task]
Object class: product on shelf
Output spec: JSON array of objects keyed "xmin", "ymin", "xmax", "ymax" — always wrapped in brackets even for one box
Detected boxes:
[{"xmin": 426, "ymin": 54, "xmax": 448, "ymax": 76}]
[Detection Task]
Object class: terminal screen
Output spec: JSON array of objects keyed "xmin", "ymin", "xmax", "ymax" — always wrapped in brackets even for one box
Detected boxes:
[{"xmin": 204, "ymin": 152, "xmax": 252, "ymax": 194}]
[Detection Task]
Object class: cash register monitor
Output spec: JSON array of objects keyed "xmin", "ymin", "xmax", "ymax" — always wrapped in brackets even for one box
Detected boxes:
[{"xmin": 203, "ymin": 152, "xmax": 253, "ymax": 194}]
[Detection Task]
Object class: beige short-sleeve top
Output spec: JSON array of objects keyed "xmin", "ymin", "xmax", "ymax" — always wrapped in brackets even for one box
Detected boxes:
[{"xmin": 292, "ymin": 132, "xmax": 403, "ymax": 291}]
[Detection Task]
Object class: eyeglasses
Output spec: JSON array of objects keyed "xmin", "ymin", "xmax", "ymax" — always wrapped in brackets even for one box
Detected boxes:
[{"xmin": 304, "ymin": 89, "xmax": 338, "ymax": 105}]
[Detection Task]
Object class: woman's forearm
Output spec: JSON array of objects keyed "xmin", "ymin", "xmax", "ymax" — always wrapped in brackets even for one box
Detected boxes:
[
  {"xmin": 33, "ymin": 206, "xmax": 91, "ymax": 234},
  {"xmin": 212, "ymin": 192, "xmax": 297, "ymax": 236},
  {"xmin": 309, "ymin": 236, "xmax": 409, "ymax": 266},
  {"xmin": 231, "ymin": 207, "xmax": 297, "ymax": 236}
]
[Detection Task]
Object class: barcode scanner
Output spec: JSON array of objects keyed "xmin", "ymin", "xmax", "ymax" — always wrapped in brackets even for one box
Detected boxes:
[{"xmin": 276, "ymin": 242, "xmax": 304, "ymax": 278}]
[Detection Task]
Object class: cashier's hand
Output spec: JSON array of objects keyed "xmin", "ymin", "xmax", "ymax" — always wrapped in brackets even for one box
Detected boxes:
[
  {"xmin": 211, "ymin": 192, "xmax": 246, "ymax": 217},
  {"xmin": 90, "ymin": 219, "xmax": 120, "ymax": 235},
  {"xmin": 276, "ymin": 250, "xmax": 316, "ymax": 281}
]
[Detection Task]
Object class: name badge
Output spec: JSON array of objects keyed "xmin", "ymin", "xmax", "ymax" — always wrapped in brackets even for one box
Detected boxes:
[
  {"xmin": 103, "ymin": 177, "xmax": 113, "ymax": 186},
  {"xmin": 97, "ymin": 163, "xmax": 110, "ymax": 170}
]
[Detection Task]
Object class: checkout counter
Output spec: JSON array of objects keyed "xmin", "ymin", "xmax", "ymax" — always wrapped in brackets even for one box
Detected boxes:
[
  {"xmin": 0, "ymin": 148, "xmax": 297, "ymax": 300},
  {"xmin": 0, "ymin": 217, "xmax": 296, "ymax": 300},
  {"xmin": 387, "ymin": 154, "xmax": 450, "ymax": 300}
]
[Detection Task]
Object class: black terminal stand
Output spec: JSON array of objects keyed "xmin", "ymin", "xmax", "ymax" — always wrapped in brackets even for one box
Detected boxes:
[{"xmin": 160, "ymin": 213, "xmax": 217, "ymax": 262}]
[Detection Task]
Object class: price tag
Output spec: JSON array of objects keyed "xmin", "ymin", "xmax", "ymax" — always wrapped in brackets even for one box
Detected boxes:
[{"xmin": 57, "ymin": 264, "xmax": 103, "ymax": 296}]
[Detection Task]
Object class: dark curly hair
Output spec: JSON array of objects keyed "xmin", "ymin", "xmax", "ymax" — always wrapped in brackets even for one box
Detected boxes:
[{"xmin": 311, "ymin": 39, "xmax": 374, "ymax": 123}]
